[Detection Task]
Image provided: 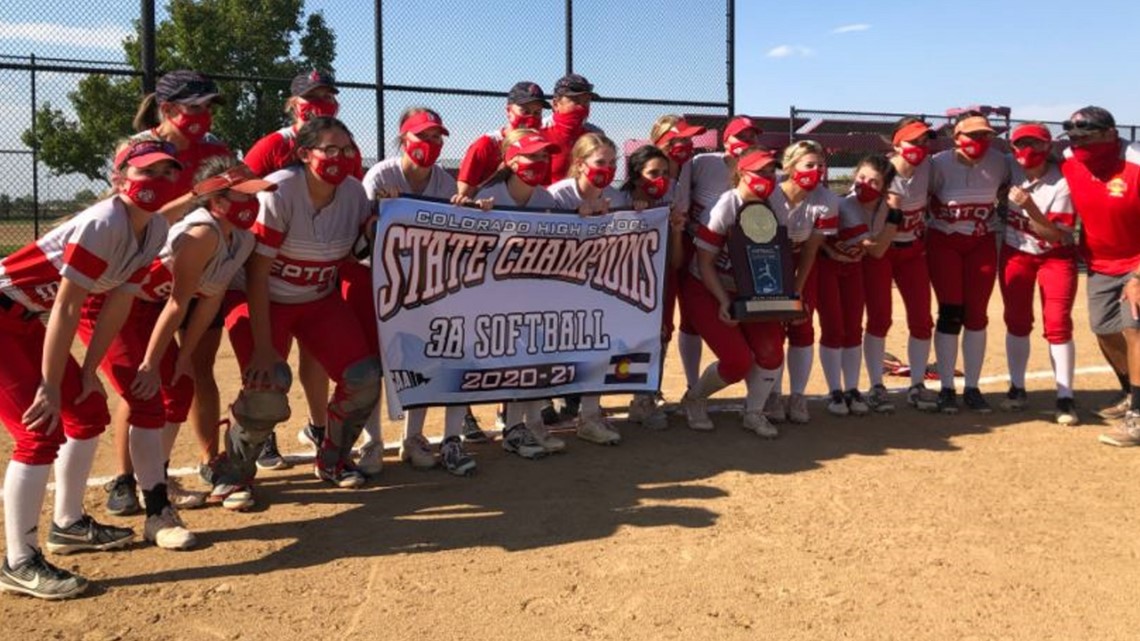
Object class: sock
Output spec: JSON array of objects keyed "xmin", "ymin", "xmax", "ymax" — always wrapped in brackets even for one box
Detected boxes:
[
  {"xmin": 4, "ymin": 461, "xmax": 51, "ymax": 567},
  {"xmin": 52, "ymin": 436, "xmax": 99, "ymax": 529},
  {"xmin": 745, "ymin": 366, "xmax": 778, "ymax": 412},
  {"xmin": 403, "ymin": 407, "xmax": 426, "ymax": 440},
  {"xmin": 963, "ymin": 329, "xmax": 987, "ymax": 389},
  {"xmin": 1117, "ymin": 369, "xmax": 1131, "ymax": 394},
  {"xmin": 141, "ymin": 484, "xmax": 170, "ymax": 518},
  {"xmin": 908, "ymin": 337, "xmax": 932, "ymax": 388},
  {"xmin": 842, "ymin": 346, "xmax": 862, "ymax": 392},
  {"xmin": 362, "ymin": 403, "xmax": 381, "ymax": 444},
  {"xmin": 128, "ymin": 426, "xmax": 166, "ymax": 491},
  {"xmin": 1006, "ymin": 334, "xmax": 1031, "ymax": 390},
  {"xmin": 505, "ymin": 402, "xmax": 527, "ymax": 428},
  {"xmin": 788, "ymin": 345, "xmax": 814, "ymax": 395},
  {"xmin": 161, "ymin": 421, "xmax": 180, "ymax": 461},
  {"xmin": 934, "ymin": 331, "xmax": 959, "ymax": 390},
  {"xmin": 579, "ymin": 395, "xmax": 601, "ymax": 417},
  {"xmin": 1049, "ymin": 341, "xmax": 1075, "ymax": 399},
  {"xmin": 693, "ymin": 363, "xmax": 729, "ymax": 399},
  {"xmin": 863, "ymin": 334, "xmax": 886, "ymax": 388},
  {"xmin": 522, "ymin": 401, "xmax": 547, "ymax": 428},
  {"xmin": 443, "ymin": 406, "xmax": 466, "ymax": 439},
  {"xmin": 1131, "ymin": 385, "xmax": 1140, "ymax": 412},
  {"xmin": 678, "ymin": 332, "xmax": 703, "ymax": 390},
  {"xmin": 819, "ymin": 346, "xmax": 842, "ymax": 393}
]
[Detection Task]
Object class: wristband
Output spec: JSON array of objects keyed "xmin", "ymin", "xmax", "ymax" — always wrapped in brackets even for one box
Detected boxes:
[{"xmin": 886, "ymin": 208, "xmax": 904, "ymax": 226}]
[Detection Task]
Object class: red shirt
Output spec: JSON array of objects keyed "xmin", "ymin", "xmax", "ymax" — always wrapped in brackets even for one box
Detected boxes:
[
  {"xmin": 457, "ymin": 129, "xmax": 506, "ymax": 187},
  {"xmin": 1062, "ymin": 142, "xmax": 1140, "ymax": 275},
  {"xmin": 539, "ymin": 118, "xmax": 603, "ymax": 185},
  {"xmin": 244, "ymin": 126, "xmax": 364, "ymax": 180}
]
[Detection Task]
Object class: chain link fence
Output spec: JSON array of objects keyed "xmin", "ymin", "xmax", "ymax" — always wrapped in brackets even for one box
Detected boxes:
[{"xmin": 0, "ymin": 0, "xmax": 733, "ymax": 254}]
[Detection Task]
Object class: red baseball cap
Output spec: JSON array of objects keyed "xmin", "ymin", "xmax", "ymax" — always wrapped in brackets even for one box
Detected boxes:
[
  {"xmin": 505, "ymin": 133, "xmax": 560, "ymax": 162},
  {"xmin": 1011, "ymin": 123, "xmax": 1052, "ymax": 143},
  {"xmin": 724, "ymin": 116, "xmax": 761, "ymax": 141},
  {"xmin": 399, "ymin": 111, "xmax": 450, "ymax": 136},
  {"xmin": 114, "ymin": 139, "xmax": 183, "ymax": 170},
  {"xmin": 656, "ymin": 119, "xmax": 708, "ymax": 145},
  {"xmin": 737, "ymin": 149, "xmax": 777, "ymax": 173},
  {"xmin": 193, "ymin": 164, "xmax": 277, "ymax": 196}
]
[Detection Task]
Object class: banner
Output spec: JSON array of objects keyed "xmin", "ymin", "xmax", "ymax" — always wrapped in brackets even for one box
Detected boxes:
[{"xmin": 372, "ymin": 197, "xmax": 668, "ymax": 412}]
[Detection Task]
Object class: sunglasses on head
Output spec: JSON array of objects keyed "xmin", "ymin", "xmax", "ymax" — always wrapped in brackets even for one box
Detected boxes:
[{"xmin": 1062, "ymin": 120, "xmax": 1108, "ymax": 133}]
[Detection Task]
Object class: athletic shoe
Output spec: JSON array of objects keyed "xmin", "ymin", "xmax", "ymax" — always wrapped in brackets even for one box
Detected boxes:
[
  {"xmin": 937, "ymin": 388, "xmax": 960, "ymax": 415},
  {"xmin": 908, "ymin": 384, "xmax": 940, "ymax": 412},
  {"xmin": 826, "ymin": 391, "xmax": 849, "ymax": 417},
  {"xmin": 1000, "ymin": 386, "xmax": 1028, "ymax": 412},
  {"xmin": 576, "ymin": 412, "xmax": 622, "ymax": 445},
  {"xmin": 741, "ymin": 410, "xmax": 779, "ymax": 439},
  {"xmin": 528, "ymin": 420, "xmax": 567, "ymax": 453},
  {"xmin": 46, "ymin": 515, "xmax": 135, "ymax": 555},
  {"xmin": 1099, "ymin": 411, "xmax": 1140, "ymax": 447},
  {"xmin": 845, "ymin": 389, "xmax": 871, "ymax": 416},
  {"xmin": 144, "ymin": 506, "xmax": 196, "ymax": 550},
  {"xmin": 0, "ymin": 551, "xmax": 88, "ymax": 600},
  {"xmin": 104, "ymin": 474, "xmax": 141, "ymax": 517},
  {"xmin": 167, "ymin": 477, "xmax": 207, "ymax": 510},
  {"xmin": 502, "ymin": 424, "xmax": 548, "ymax": 459},
  {"xmin": 400, "ymin": 434, "xmax": 437, "ymax": 469},
  {"xmin": 680, "ymin": 391, "xmax": 714, "ymax": 431},
  {"xmin": 314, "ymin": 459, "xmax": 366, "ymax": 489},
  {"xmin": 763, "ymin": 393, "xmax": 787, "ymax": 423},
  {"xmin": 865, "ymin": 384, "xmax": 895, "ymax": 413},
  {"xmin": 628, "ymin": 393, "xmax": 668, "ymax": 430},
  {"xmin": 1096, "ymin": 393, "xmax": 1131, "ymax": 421},
  {"xmin": 356, "ymin": 441, "xmax": 384, "ymax": 477},
  {"xmin": 1055, "ymin": 397, "xmax": 1080, "ymax": 426},
  {"xmin": 787, "ymin": 393, "xmax": 810, "ymax": 424},
  {"xmin": 209, "ymin": 482, "xmax": 254, "ymax": 511},
  {"xmin": 440, "ymin": 436, "xmax": 477, "ymax": 476},
  {"xmin": 540, "ymin": 402, "xmax": 561, "ymax": 426},
  {"xmin": 255, "ymin": 432, "xmax": 291, "ymax": 471},
  {"xmin": 297, "ymin": 423, "xmax": 325, "ymax": 450},
  {"xmin": 963, "ymin": 387, "xmax": 992, "ymax": 413},
  {"xmin": 461, "ymin": 410, "xmax": 491, "ymax": 444}
]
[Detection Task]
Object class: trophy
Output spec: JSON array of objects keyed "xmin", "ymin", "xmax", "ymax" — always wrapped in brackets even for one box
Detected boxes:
[{"xmin": 726, "ymin": 202, "xmax": 805, "ymax": 321}]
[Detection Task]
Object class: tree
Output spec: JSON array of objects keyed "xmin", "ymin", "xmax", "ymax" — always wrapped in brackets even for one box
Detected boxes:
[{"xmin": 26, "ymin": 0, "xmax": 337, "ymax": 182}]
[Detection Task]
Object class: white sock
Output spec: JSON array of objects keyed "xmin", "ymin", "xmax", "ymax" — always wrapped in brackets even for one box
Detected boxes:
[
  {"xmin": 52, "ymin": 436, "xmax": 99, "ymax": 528},
  {"xmin": 745, "ymin": 366, "xmax": 778, "ymax": 412},
  {"xmin": 934, "ymin": 332, "xmax": 959, "ymax": 389},
  {"xmin": 161, "ymin": 421, "xmax": 180, "ymax": 461},
  {"xmin": 678, "ymin": 332, "xmax": 703, "ymax": 390},
  {"xmin": 362, "ymin": 403, "xmax": 381, "ymax": 444},
  {"xmin": 842, "ymin": 346, "xmax": 862, "ymax": 392},
  {"xmin": 819, "ymin": 346, "xmax": 842, "ymax": 392},
  {"xmin": 693, "ymin": 363, "xmax": 729, "ymax": 399},
  {"xmin": 580, "ymin": 395, "xmax": 601, "ymax": 417},
  {"xmin": 505, "ymin": 402, "xmax": 527, "ymax": 428},
  {"xmin": 788, "ymin": 345, "xmax": 814, "ymax": 395},
  {"xmin": 908, "ymin": 337, "xmax": 932, "ymax": 388},
  {"xmin": 1050, "ymin": 341, "xmax": 1076, "ymax": 398},
  {"xmin": 5, "ymin": 461, "xmax": 51, "ymax": 567},
  {"xmin": 1006, "ymin": 334, "xmax": 1031, "ymax": 389},
  {"xmin": 963, "ymin": 329, "xmax": 987, "ymax": 389},
  {"xmin": 403, "ymin": 407, "xmax": 426, "ymax": 440},
  {"xmin": 863, "ymin": 334, "xmax": 886, "ymax": 388},
  {"xmin": 128, "ymin": 426, "xmax": 166, "ymax": 491},
  {"xmin": 522, "ymin": 401, "xmax": 547, "ymax": 427},
  {"xmin": 443, "ymin": 406, "xmax": 466, "ymax": 439},
  {"xmin": 772, "ymin": 363, "xmax": 785, "ymax": 397}
]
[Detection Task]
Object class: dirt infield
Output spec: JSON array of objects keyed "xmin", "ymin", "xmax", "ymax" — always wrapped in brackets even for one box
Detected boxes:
[{"xmin": 2, "ymin": 280, "xmax": 1139, "ymax": 640}]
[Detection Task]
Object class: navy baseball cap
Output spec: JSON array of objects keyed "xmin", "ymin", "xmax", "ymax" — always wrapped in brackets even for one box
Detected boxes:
[
  {"xmin": 155, "ymin": 70, "xmax": 222, "ymax": 106},
  {"xmin": 508, "ymin": 81, "xmax": 550, "ymax": 108},
  {"xmin": 553, "ymin": 73, "xmax": 599, "ymax": 99},
  {"xmin": 291, "ymin": 69, "xmax": 338, "ymax": 98}
]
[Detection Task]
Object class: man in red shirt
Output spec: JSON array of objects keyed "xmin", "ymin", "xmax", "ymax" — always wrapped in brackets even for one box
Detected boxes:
[
  {"xmin": 541, "ymin": 73, "xmax": 604, "ymax": 184},
  {"xmin": 456, "ymin": 81, "xmax": 550, "ymax": 197},
  {"xmin": 1061, "ymin": 106, "xmax": 1140, "ymax": 446}
]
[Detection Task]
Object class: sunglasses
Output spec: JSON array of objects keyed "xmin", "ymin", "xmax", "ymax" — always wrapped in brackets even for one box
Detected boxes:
[{"xmin": 1062, "ymin": 120, "xmax": 1109, "ymax": 133}]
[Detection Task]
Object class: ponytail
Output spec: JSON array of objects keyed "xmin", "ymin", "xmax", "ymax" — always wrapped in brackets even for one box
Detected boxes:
[{"xmin": 132, "ymin": 93, "xmax": 161, "ymax": 132}]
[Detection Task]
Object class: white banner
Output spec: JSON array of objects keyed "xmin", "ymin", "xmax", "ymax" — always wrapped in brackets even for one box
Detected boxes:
[{"xmin": 372, "ymin": 196, "xmax": 668, "ymax": 412}]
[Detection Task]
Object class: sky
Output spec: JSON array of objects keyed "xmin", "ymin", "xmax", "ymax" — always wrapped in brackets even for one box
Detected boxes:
[{"xmin": 2, "ymin": 0, "xmax": 1140, "ymax": 197}]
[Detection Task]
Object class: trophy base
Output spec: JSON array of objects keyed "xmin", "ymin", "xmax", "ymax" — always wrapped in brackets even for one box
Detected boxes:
[{"xmin": 731, "ymin": 297, "xmax": 805, "ymax": 322}]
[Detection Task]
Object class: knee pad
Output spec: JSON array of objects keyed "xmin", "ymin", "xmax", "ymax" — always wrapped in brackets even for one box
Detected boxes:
[
  {"xmin": 936, "ymin": 304, "xmax": 965, "ymax": 335},
  {"xmin": 232, "ymin": 362, "xmax": 293, "ymax": 433},
  {"xmin": 338, "ymin": 357, "xmax": 383, "ymax": 418}
]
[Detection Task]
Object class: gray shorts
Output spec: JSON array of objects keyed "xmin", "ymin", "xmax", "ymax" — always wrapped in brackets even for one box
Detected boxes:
[{"xmin": 1087, "ymin": 271, "xmax": 1140, "ymax": 334}]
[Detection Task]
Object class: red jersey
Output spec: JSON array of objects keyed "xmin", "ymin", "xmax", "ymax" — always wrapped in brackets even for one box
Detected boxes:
[
  {"xmin": 244, "ymin": 126, "xmax": 364, "ymax": 180},
  {"xmin": 457, "ymin": 129, "xmax": 506, "ymax": 187},
  {"xmin": 1063, "ymin": 142, "xmax": 1140, "ymax": 275}
]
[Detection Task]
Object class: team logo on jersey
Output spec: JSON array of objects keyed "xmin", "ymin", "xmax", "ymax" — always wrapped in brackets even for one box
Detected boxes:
[{"xmin": 1107, "ymin": 177, "xmax": 1128, "ymax": 198}]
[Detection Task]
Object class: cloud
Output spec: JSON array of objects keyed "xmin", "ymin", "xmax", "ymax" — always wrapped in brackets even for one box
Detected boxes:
[
  {"xmin": 766, "ymin": 45, "xmax": 815, "ymax": 58},
  {"xmin": 0, "ymin": 22, "xmax": 131, "ymax": 52},
  {"xmin": 832, "ymin": 23, "xmax": 871, "ymax": 34}
]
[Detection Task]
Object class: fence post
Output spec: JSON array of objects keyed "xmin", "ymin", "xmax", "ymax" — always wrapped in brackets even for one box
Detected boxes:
[
  {"xmin": 30, "ymin": 54, "xmax": 39, "ymax": 239},
  {"xmin": 141, "ymin": 0, "xmax": 156, "ymax": 93},
  {"xmin": 788, "ymin": 104, "xmax": 796, "ymax": 144},
  {"xmin": 725, "ymin": 0, "xmax": 734, "ymax": 117},
  {"xmin": 564, "ymin": 0, "xmax": 573, "ymax": 75},
  {"xmin": 375, "ymin": 0, "xmax": 385, "ymax": 160}
]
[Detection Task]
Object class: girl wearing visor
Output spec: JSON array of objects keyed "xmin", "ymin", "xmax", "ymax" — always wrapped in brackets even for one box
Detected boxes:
[
  {"xmin": 928, "ymin": 111, "xmax": 1010, "ymax": 414},
  {"xmin": 0, "ymin": 138, "xmax": 183, "ymax": 599},
  {"xmin": 680, "ymin": 148, "xmax": 785, "ymax": 438}
]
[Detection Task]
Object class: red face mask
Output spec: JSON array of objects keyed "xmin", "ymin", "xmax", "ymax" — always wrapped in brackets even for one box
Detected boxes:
[
  {"xmin": 726, "ymin": 139, "xmax": 750, "ymax": 158},
  {"xmin": 1013, "ymin": 146, "xmax": 1049, "ymax": 169},
  {"xmin": 1070, "ymin": 140, "xmax": 1122, "ymax": 178},
  {"xmin": 792, "ymin": 167, "xmax": 823, "ymax": 191},
  {"xmin": 514, "ymin": 159, "xmax": 548, "ymax": 186},
  {"xmin": 121, "ymin": 175, "xmax": 182, "ymax": 213},
  {"xmin": 508, "ymin": 110, "xmax": 542, "ymax": 130},
  {"xmin": 583, "ymin": 164, "xmax": 615, "ymax": 189},
  {"xmin": 170, "ymin": 110, "xmax": 212, "ymax": 141},
  {"xmin": 642, "ymin": 175, "xmax": 670, "ymax": 199},
  {"xmin": 405, "ymin": 138, "xmax": 442, "ymax": 168},
  {"xmin": 854, "ymin": 181, "xmax": 882, "ymax": 203},
  {"xmin": 215, "ymin": 197, "xmax": 260, "ymax": 230},
  {"xmin": 743, "ymin": 173, "xmax": 776, "ymax": 199},
  {"xmin": 958, "ymin": 137, "xmax": 990, "ymax": 160},
  {"xmin": 553, "ymin": 104, "xmax": 589, "ymax": 130},
  {"xmin": 310, "ymin": 154, "xmax": 353, "ymax": 186},
  {"xmin": 666, "ymin": 141, "xmax": 694, "ymax": 165},
  {"xmin": 296, "ymin": 99, "xmax": 338, "ymax": 122},
  {"xmin": 899, "ymin": 145, "xmax": 928, "ymax": 166}
]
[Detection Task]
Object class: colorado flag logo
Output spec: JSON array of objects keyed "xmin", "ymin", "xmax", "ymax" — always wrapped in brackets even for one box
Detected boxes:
[{"xmin": 604, "ymin": 352, "xmax": 651, "ymax": 385}]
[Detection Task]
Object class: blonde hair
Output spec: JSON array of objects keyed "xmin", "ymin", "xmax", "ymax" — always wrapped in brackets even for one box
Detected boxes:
[
  {"xmin": 567, "ymin": 133, "xmax": 617, "ymax": 179},
  {"xmin": 649, "ymin": 114, "xmax": 682, "ymax": 146},
  {"xmin": 781, "ymin": 140, "xmax": 825, "ymax": 172},
  {"xmin": 478, "ymin": 128, "xmax": 541, "ymax": 190}
]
